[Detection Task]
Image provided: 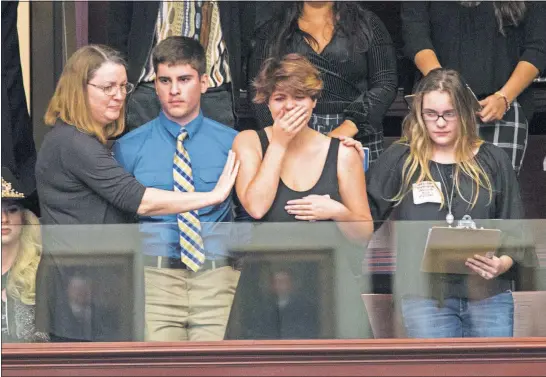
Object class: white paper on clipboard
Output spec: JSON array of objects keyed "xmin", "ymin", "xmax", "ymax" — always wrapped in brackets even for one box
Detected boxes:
[{"xmin": 420, "ymin": 226, "xmax": 502, "ymax": 274}]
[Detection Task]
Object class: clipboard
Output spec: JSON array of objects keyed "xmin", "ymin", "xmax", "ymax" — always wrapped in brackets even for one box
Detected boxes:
[{"xmin": 420, "ymin": 226, "xmax": 502, "ymax": 274}]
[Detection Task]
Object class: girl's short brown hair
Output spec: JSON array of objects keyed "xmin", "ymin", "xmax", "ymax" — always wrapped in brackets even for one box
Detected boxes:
[
  {"xmin": 44, "ymin": 44, "xmax": 127, "ymax": 144},
  {"xmin": 253, "ymin": 53, "xmax": 323, "ymax": 104}
]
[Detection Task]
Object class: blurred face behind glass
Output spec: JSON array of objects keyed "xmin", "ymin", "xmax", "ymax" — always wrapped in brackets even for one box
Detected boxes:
[
  {"xmin": 422, "ymin": 90, "xmax": 459, "ymax": 149},
  {"xmin": 68, "ymin": 276, "xmax": 92, "ymax": 307},
  {"xmin": 155, "ymin": 63, "xmax": 208, "ymax": 125},
  {"xmin": 268, "ymin": 89, "xmax": 316, "ymax": 126},
  {"xmin": 271, "ymin": 271, "xmax": 294, "ymax": 297},
  {"xmin": 1, "ymin": 202, "xmax": 23, "ymax": 246},
  {"xmin": 86, "ymin": 62, "xmax": 128, "ymax": 127}
]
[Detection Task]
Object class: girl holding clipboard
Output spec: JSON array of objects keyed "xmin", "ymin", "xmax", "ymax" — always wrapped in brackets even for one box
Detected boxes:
[{"xmin": 366, "ymin": 69, "xmax": 537, "ymax": 338}]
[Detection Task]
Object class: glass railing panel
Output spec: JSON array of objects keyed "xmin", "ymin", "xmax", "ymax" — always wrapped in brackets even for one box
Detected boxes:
[{"xmin": 2, "ymin": 219, "xmax": 545, "ymax": 343}]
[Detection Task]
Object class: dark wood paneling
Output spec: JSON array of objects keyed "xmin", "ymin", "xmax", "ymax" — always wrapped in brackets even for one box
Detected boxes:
[
  {"xmin": 87, "ymin": 1, "xmax": 109, "ymax": 45},
  {"xmin": 30, "ymin": 1, "xmax": 58, "ymax": 151},
  {"xmin": 3, "ymin": 338, "xmax": 546, "ymax": 376},
  {"xmin": 519, "ymin": 135, "xmax": 546, "ymax": 219}
]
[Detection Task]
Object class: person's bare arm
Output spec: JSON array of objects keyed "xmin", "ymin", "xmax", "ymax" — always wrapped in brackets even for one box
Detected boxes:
[
  {"xmin": 478, "ymin": 0, "xmax": 545, "ymax": 123},
  {"xmin": 232, "ymin": 130, "xmax": 284, "ymax": 219},
  {"xmin": 500, "ymin": 61, "xmax": 540, "ymax": 103},
  {"xmin": 234, "ymin": 106, "xmax": 309, "ymax": 219},
  {"xmin": 138, "ymin": 189, "xmax": 221, "ymax": 217},
  {"xmin": 328, "ymin": 120, "xmax": 358, "ymax": 138},
  {"xmin": 414, "ymin": 49, "xmax": 442, "ymax": 76},
  {"xmin": 478, "ymin": 61, "xmax": 540, "ymax": 123},
  {"xmin": 137, "ymin": 150, "xmax": 239, "ymax": 216},
  {"xmin": 334, "ymin": 145, "xmax": 374, "ymax": 242}
]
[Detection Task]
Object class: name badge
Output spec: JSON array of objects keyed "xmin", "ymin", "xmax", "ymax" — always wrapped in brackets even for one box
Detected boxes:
[{"xmin": 412, "ymin": 181, "xmax": 442, "ymax": 205}]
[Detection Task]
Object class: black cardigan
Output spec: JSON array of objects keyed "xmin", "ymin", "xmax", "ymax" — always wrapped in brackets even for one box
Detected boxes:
[
  {"xmin": 401, "ymin": 1, "xmax": 546, "ymax": 120},
  {"xmin": 247, "ymin": 9, "xmax": 398, "ymax": 141}
]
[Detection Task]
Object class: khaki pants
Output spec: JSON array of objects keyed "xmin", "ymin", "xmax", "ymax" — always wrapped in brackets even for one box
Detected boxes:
[{"xmin": 144, "ymin": 265, "xmax": 240, "ymax": 341}]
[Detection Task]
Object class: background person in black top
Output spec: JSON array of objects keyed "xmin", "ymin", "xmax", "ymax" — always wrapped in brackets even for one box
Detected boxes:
[
  {"xmin": 248, "ymin": 1, "xmax": 398, "ymax": 162},
  {"xmin": 1, "ymin": 1, "xmax": 39, "ymax": 216},
  {"xmin": 401, "ymin": 1, "xmax": 546, "ymax": 173},
  {"xmin": 34, "ymin": 45, "xmax": 239, "ymax": 341},
  {"xmin": 366, "ymin": 69, "xmax": 538, "ymax": 338}
]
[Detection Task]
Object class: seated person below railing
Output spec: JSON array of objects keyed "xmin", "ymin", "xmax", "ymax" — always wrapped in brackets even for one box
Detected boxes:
[{"xmin": 1, "ymin": 167, "xmax": 47, "ymax": 342}]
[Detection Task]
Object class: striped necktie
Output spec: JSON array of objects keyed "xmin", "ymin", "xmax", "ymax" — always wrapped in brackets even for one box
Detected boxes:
[{"xmin": 173, "ymin": 129, "xmax": 205, "ymax": 271}]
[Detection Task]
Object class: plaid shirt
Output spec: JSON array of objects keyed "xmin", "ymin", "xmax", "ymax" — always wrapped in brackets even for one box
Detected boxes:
[
  {"xmin": 310, "ymin": 113, "xmax": 384, "ymax": 163},
  {"xmin": 478, "ymin": 100, "xmax": 528, "ymax": 174}
]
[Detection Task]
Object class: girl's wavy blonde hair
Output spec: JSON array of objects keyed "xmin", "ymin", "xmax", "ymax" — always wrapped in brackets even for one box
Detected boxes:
[
  {"xmin": 7, "ymin": 209, "xmax": 42, "ymax": 305},
  {"xmin": 44, "ymin": 44, "xmax": 127, "ymax": 144},
  {"xmin": 392, "ymin": 68, "xmax": 492, "ymax": 208}
]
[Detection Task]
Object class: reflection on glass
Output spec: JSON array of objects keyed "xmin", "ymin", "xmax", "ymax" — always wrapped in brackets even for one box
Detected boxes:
[
  {"xmin": 267, "ymin": 268, "xmax": 319, "ymax": 339},
  {"xmin": 35, "ymin": 241, "xmax": 137, "ymax": 342},
  {"xmin": 9, "ymin": 220, "xmax": 544, "ymax": 343},
  {"xmin": 226, "ymin": 253, "xmax": 327, "ymax": 340}
]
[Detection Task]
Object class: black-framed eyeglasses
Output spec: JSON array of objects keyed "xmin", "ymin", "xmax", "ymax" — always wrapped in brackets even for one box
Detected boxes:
[
  {"xmin": 87, "ymin": 82, "xmax": 135, "ymax": 96},
  {"xmin": 422, "ymin": 111, "xmax": 458, "ymax": 122}
]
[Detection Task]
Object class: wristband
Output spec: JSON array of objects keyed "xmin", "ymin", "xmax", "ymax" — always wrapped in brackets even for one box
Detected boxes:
[{"xmin": 494, "ymin": 91, "xmax": 510, "ymax": 113}]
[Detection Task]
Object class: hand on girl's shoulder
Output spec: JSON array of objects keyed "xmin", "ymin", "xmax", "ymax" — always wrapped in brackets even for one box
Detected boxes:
[{"xmin": 338, "ymin": 141, "xmax": 362, "ymax": 166}]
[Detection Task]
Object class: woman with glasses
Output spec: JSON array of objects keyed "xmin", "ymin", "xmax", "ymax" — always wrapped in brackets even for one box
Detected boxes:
[
  {"xmin": 34, "ymin": 45, "xmax": 239, "ymax": 341},
  {"xmin": 36, "ymin": 44, "xmax": 238, "ymax": 229},
  {"xmin": 366, "ymin": 68, "xmax": 537, "ymax": 338},
  {"xmin": 401, "ymin": 1, "xmax": 546, "ymax": 174}
]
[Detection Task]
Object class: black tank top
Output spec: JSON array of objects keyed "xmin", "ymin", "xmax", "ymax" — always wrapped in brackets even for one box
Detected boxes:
[{"xmin": 256, "ymin": 129, "xmax": 342, "ymax": 222}]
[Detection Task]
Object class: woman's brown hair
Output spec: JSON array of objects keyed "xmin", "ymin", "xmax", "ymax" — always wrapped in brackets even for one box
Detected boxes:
[
  {"xmin": 253, "ymin": 53, "xmax": 323, "ymax": 104},
  {"xmin": 44, "ymin": 44, "xmax": 127, "ymax": 144}
]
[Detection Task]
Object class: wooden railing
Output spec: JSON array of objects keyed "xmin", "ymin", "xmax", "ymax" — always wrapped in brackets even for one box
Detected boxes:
[{"xmin": 3, "ymin": 338, "xmax": 546, "ymax": 376}]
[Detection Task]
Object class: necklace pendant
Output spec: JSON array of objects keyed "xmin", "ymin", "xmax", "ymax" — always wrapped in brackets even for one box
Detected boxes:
[{"xmin": 446, "ymin": 213, "xmax": 454, "ymax": 225}]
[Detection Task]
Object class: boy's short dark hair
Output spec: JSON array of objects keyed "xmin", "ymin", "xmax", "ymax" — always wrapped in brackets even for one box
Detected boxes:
[{"xmin": 152, "ymin": 36, "xmax": 206, "ymax": 76}]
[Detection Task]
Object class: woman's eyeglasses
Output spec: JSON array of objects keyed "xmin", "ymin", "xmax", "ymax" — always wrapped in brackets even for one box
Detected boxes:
[
  {"xmin": 422, "ymin": 111, "xmax": 458, "ymax": 122},
  {"xmin": 87, "ymin": 82, "xmax": 135, "ymax": 96}
]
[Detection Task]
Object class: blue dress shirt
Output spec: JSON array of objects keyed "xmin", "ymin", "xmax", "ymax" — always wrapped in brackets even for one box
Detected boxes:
[{"xmin": 113, "ymin": 111, "xmax": 239, "ymax": 259}]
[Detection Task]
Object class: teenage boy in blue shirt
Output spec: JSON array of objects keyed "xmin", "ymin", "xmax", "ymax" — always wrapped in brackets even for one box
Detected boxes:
[{"xmin": 114, "ymin": 36, "xmax": 244, "ymax": 341}]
